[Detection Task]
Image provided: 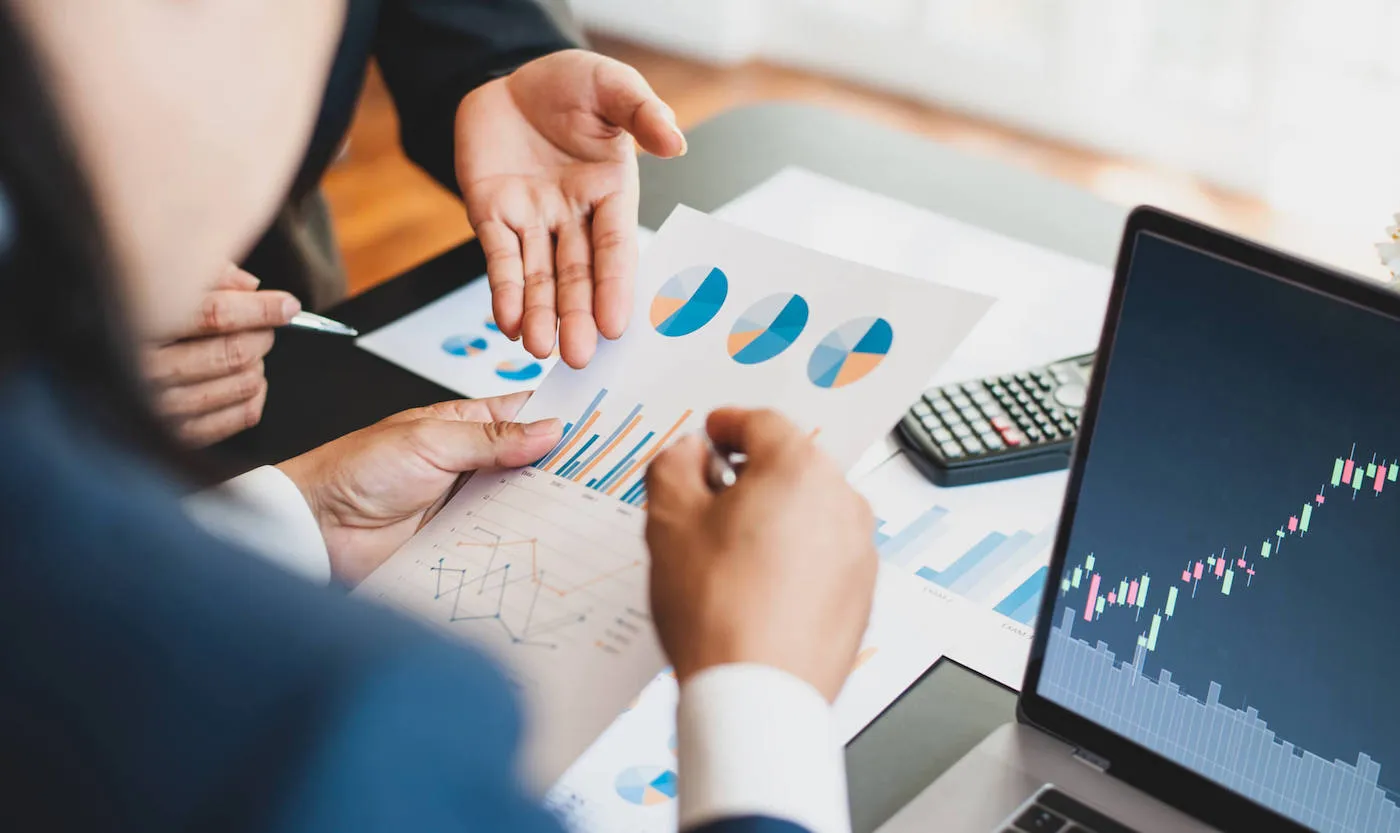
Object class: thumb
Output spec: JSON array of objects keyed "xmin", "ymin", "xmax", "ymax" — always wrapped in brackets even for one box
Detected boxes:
[
  {"xmin": 645, "ymin": 434, "xmax": 711, "ymax": 513},
  {"xmin": 412, "ymin": 418, "xmax": 563, "ymax": 473},
  {"xmin": 593, "ymin": 59, "xmax": 687, "ymax": 158}
]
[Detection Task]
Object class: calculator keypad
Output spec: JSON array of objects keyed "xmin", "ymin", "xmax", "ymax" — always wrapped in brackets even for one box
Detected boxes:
[{"xmin": 915, "ymin": 365, "xmax": 1082, "ymax": 461}]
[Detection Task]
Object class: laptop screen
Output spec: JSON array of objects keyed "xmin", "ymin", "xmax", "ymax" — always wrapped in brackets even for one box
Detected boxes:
[{"xmin": 1035, "ymin": 231, "xmax": 1400, "ymax": 833}]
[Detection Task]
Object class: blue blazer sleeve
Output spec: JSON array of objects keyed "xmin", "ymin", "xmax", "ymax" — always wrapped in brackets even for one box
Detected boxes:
[
  {"xmin": 374, "ymin": 0, "xmax": 577, "ymax": 192},
  {"xmin": 266, "ymin": 640, "xmax": 563, "ymax": 833},
  {"xmin": 0, "ymin": 376, "xmax": 565, "ymax": 833}
]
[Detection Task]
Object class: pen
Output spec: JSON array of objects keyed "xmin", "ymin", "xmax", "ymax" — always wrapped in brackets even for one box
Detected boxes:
[
  {"xmin": 288, "ymin": 310, "xmax": 358, "ymax": 337},
  {"xmin": 704, "ymin": 439, "xmax": 747, "ymax": 492}
]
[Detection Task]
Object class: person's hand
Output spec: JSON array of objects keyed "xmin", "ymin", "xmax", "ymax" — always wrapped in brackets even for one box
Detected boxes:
[
  {"xmin": 645, "ymin": 409, "xmax": 880, "ymax": 702},
  {"xmin": 143, "ymin": 264, "xmax": 300, "ymax": 446},
  {"xmin": 456, "ymin": 49, "xmax": 687, "ymax": 369},
  {"xmin": 276, "ymin": 396, "xmax": 563, "ymax": 586}
]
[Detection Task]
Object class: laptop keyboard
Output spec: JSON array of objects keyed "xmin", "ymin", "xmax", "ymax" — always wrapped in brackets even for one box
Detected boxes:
[{"xmin": 995, "ymin": 786, "xmax": 1142, "ymax": 833}]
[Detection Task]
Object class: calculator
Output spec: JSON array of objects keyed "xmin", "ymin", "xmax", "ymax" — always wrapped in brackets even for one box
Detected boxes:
[{"xmin": 893, "ymin": 353, "xmax": 1095, "ymax": 486}]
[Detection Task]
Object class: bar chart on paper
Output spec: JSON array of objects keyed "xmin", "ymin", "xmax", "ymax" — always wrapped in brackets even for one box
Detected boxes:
[
  {"xmin": 861, "ymin": 452, "xmax": 1065, "ymax": 627},
  {"xmin": 877, "ymin": 510, "xmax": 1054, "ymax": 626},
  {"xmin": 533, "ymin": 387, "xmax": 697, "ymax": 508}
]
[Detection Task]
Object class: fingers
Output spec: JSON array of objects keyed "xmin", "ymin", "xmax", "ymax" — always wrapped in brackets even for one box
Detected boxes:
[
  {"xmin": 706, "ymin": 408, "xmax": 807, "ymax": 463},
  {"xmin": 172, "ymin": 381, "xmax": 268, "ymax": 446},
  {"xmin": 477, "ymin": 220, "xmax": 525, "ymax": 340},
  {"xmin": 645, "ymin": 434, "xmax": 712, "ymax": 513},
  {"xmin": 191, "ymin": 288, "xmax": 300, "ymax": 336},
  {"xmin": 145, "ymin": 330, "xmax": 275, "ymax": 386},
  {"xmin": 154, "ymin": 360, "xmax": 267, "ymax": 420},
  {"xmin": 591, "ymin": 191, "xmax": 637, "ymax": 341},
  {"xmin": 410, "ymin": 418, "xmax": 563, "ymax": 473},
  {"xmin": 383, "ymin": 392, "xmax": 533, "ymax": 427},
  {"xmin": 214, "ymin": 263, "xmax": 260, "ymax": 291},
  {"xmin": 555, "ymin": 218, "xmax": 598, "ymax": 368},
  {"xmin": 593, "ymin": 59, "xmax": 687, "ymax": 158},
  {"xmin": 519, "ymin": 224, "xmax": 558, "ymax": 359}
]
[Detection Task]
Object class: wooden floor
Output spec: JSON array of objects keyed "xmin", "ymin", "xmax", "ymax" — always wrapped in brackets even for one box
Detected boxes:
[{"xmin": 322, "ymin": 35, "xmax": 1388, "ymax": 296}]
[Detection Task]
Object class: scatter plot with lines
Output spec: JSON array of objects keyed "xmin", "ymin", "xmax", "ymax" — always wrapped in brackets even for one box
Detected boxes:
[{"xmin": 354, "ymin": 467, "xmax": 661, "ymax": 786}]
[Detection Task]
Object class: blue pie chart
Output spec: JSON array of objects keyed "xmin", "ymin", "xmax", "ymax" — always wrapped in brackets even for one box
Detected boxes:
[
  {"xmin": 650, "ymin": 266, "xmax": 728, "ymax": 337},
  {"xmin": 615, "ymin": 766, "xmax": 679, "ymax": 806},
  {"xmin": 441, "ymin": 335, "xmax": 489, "ymax": 357},
  {"xmin": 728, "ymin": 293, "xmax": 810, "ymax": 365},
  {"xmin": 495, "ymin": 359, "xmax": 544, "ymax": 382},
  {"xmin": 808, "ymin": 317, "xmax": 894, "ymax": 389}
]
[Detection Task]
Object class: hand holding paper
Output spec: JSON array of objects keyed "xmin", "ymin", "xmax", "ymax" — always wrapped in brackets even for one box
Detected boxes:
[{"xmin": 354, "ymin": 206, "xmax": 993, "ymax": 784}]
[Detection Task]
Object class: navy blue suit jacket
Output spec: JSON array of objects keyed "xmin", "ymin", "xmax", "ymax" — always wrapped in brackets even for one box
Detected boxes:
[{"xmin": 0, "ymin": 372, "xmax": 807, "ymax": 832}]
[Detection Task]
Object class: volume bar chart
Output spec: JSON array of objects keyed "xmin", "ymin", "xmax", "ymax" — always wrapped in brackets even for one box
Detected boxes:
[
  {"xmin": 535, "ymin": 388, "xmax": 694, "ymax": 507},
  {"xmin": 1043, "ymin": 608, "xmax": 1400, "ymax": 833}
]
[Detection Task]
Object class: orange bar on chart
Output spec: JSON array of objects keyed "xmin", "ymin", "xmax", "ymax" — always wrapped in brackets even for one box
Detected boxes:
[
  {"xmin": 549, "ymin": 411, "xmax": 599, "ymax": 475},
  {"xmin": 606, "ymin": 410, "xmax": 695, "ymax": 496},
  {"xmin": 574, "ymin": 416, "xmax": 643, "ymax": 483}
]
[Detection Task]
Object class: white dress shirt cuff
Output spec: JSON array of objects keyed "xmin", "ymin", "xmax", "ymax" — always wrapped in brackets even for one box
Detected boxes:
[
  {"xmin": 183, "ymin": 465, "xmax": 332, "ymax": 585},
  {"xmin": 677, "ymin": 664, "xmax": 850, "ymax": 833}
]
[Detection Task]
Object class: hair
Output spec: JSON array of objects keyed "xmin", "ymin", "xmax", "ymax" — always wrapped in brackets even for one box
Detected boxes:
[{"xmin": 0, "ymin": 1, "xmax": 199, "ymax": 479}]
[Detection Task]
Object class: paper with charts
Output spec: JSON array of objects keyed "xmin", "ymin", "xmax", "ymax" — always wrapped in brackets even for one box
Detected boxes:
[
  {"xmin": 353, "ymin": 205, "xmax": 994, "ymax": 785},
  {"xmin": 545, "ymin": 567, "xmax": 948, "ymax": 833},
  {"xmin": 354, "ymin": 230, "xmax": 655, "ymax": 399},
  {"xmin": 711, "ymin": 166, "xmax": 1117, "ymax": 691},
  {"xmin": 858, "ymin": 450, "xmax": 1069, "ymax": 688}
]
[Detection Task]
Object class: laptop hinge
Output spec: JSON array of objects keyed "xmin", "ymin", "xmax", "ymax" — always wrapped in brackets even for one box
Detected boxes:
[{"xmin": 1072, "ymin": 747, "xmax": 1110, "ymax": 773}]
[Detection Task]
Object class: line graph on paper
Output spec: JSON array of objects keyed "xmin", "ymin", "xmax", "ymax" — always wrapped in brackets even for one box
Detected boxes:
[{"xmin": 356, "ymin": 466, "xmax": 654, "ymax": 659}]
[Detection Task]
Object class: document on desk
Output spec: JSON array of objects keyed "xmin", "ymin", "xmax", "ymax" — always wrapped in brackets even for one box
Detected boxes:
[
  {"xmin": 355, "ymin": 230, "xmax": 654, "ymax": 399},
  {"xmin": 713, "ymin": 167, "xmax": 1116, "ymax": 690},
  {"xmin": 352, "ymin": 205, "xmax": 993, "ymax": 786},
  {"xmin": 545, "ymin": 567, "xmax": 947, "ymax": 833}
]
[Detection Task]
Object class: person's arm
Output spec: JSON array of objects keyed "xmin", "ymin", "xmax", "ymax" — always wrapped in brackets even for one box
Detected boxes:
[
  {"xmin": 680, "ymin": 665, "xmax": 847, "ymax": 833},
  {"xmin": 375, "ymin": 6, "xmax": 684, "ymax": 370},
  {"xmin": 646, "ymin": 410, "xmax": 881, "ymax": 833},
  {"xmin": 183, "ymin": 465, "xmax": 332, "ymax": 584},
  {"xmin": 374, "ymin": 0, "xmax": 576, "ymax": 192}
]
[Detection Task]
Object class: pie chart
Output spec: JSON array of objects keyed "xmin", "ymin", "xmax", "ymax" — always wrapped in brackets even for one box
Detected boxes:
[
  {"xmin": 808, "ymin": 317, "xmax": 894, "ymax": 389},
  {"xmin": 441, "ymin": 334, "xmax": 489, "ymax": 357},
  {"xmin": 484, "ymin": 314, "xmax": 500, "ymax": 333},
  {"xmin": 650, "ymin": 265, "xmax": 728, "ymax": 337},
  {"xmin": 615, "ymin": 766, "xmax": 678, "ymax": 806},
  {"xmin": 727, "ymin": 293, "xmax": 809, "ymax": 365},
  {"xmin": 495, "ymin": 359, "xmax": 543, "ymax": 382}
]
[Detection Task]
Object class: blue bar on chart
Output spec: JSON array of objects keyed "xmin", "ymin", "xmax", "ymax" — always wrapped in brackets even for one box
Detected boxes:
[
  {"xmin": 916, "ymin": 531, "xmax": 1008, "ymax": 589},
  {"xmin": 532, "ymin": 387, "xmax": 694, "ymax": 506},
  {"xmin": 947, "ymin": 529, "xmax": 1035, "ymax": 596},
  {"xmin": 875, "ymin": 505, "xmax": 950, "ymax": 571},
  {"xmin": 1040, "ymin": 607, "xmax": 1400, "ymax": 833},
  {"xmin": 994, "ymin": 565, "xmax": 1049, "ymax": 625},
  {"xmin": 538, "ymin": 388, "xmax": 607, "ymax": 469}
]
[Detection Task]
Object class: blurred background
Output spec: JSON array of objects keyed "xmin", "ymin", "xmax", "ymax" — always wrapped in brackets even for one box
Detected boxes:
[{"xmin": 325, "ymin": 0, "xmax": 1400, "ymax": 295}]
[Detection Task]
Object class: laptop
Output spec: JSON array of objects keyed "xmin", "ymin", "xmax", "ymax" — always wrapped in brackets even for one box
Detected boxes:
[{"xmin": 881, "ymin": 206, "xmax": 1399, "ymax": 833}]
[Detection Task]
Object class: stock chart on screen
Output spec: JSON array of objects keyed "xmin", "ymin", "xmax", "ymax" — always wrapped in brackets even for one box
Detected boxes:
[{"xmin": 1038, "ymin": 235, "xmax": 1400, "ymax": 833}]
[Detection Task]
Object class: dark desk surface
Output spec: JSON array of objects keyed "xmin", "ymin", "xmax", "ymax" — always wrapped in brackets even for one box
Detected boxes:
[{"xmin": 224, "ymin": 102, "xmax": 1128, "ymax": 833}]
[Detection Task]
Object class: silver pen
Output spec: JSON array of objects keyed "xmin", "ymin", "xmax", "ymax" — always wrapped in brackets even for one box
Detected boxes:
[
  {"xmin": 288, "ymin": 310, "xmax": 359, "ymax": 337},
  {"xmin": 704, "ymin": 439, "xmax": 747, "ymax": 492}
]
